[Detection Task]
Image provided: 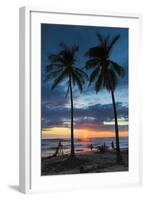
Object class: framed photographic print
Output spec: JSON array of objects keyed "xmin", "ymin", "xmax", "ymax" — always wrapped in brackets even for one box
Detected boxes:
[{"xmin": 19, "ymin": 7, "xmax": 142, "ymax": 193}]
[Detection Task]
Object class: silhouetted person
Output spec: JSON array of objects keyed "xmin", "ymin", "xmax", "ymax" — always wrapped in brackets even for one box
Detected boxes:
[
  {"xmin": 111, "ymin": 141, "xmax": 114, "ymax": 150},
  {"xmin": 97, "ymin": 145, "xmax": 105, "ymax": 153},
  {"xmin": 58, "ymin": 140, "xmax": 63, "ymax": 155},
  {"xmin": 58, "ymin": 140, "xmax": 62, "ymax": 147},
  {"xmin": 89, "ymin": 144, "xmax": 93, "ymax": 151}
]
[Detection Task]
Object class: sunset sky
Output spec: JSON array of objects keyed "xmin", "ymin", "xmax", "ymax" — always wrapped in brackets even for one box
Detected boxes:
[{"xmin": 41, "ymin": 24, "xmax": 128, "ymax": 139}]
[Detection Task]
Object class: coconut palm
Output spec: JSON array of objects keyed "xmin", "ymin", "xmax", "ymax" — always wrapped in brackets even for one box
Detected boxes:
[
  {"xmin": 45, "ymin": 43, "xmax": 88, "ymax": 157},
  {"xmin": 85, "ymin": 33, "xmax": 125, "ymax": 163}
]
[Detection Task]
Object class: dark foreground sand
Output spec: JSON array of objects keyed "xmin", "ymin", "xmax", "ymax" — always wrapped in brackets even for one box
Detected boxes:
[{"xmin": 41, "ymin": 150, "xmax": 128, "ymax": 176}]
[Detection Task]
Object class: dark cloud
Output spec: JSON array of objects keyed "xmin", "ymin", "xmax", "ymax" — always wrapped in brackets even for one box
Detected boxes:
[{"xmin": 41, "ymin": 102, "xmax": 128, "ymax": 131}]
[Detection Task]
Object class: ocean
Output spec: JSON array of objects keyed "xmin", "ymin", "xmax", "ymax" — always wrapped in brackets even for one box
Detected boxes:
[{"xmin": 41, "ymin": 137, "xmax": 128, "ymax": 158}]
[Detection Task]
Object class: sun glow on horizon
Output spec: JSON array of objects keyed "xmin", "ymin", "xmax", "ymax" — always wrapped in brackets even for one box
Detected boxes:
[
  {"xmin": 83, "ymin": 134, "xmax": 88, "ymax": 139},
  {"xmin": 42, "ymin": 127, "xmax": 128, "ymax": 139}
]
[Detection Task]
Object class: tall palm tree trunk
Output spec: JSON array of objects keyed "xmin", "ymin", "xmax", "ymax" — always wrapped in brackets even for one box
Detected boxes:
[
  {"xmin": 111, "ymin": 89, "xmax": 122, "ymax": 163},
  {"xmin": 69, "ymin": 78, "xmax": 75, "ymax": 157}
]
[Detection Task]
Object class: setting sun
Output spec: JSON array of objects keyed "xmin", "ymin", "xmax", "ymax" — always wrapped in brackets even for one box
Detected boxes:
[
  {"xmin": 83, "ymin": 134, "xmax": 87, "ymax": 139},
  {"xmin": 81, "ymin": 134, "xmax": 89, "ymax": 141}
]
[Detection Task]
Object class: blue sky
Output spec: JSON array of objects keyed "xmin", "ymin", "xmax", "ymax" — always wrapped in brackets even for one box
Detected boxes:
[{"xmin": 41, "ymin": 23, "xmax": 128, "ymax": 138}]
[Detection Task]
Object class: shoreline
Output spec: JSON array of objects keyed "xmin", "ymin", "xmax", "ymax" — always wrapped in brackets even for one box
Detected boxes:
[{"xmin": 41, "ymin": 137, "xmax": 128, "ymax": 158}]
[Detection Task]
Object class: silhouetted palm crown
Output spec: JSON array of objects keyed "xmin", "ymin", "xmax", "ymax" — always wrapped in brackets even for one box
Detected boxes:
[
  {"xmin": 85, "ymin": 33, "xmax": 125, "ymax": 92},
  {"xmin": 46, "ymin": 43, "xmax": 88, "ymax": 157},
  {"xmin": 46, "ymin": 43, "xmax": 88, "ymax": 93}
]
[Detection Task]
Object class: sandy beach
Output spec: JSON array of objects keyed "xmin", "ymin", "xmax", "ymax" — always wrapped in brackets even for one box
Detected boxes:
[{"xmin": 41, "ymin": 149, "xmax": 128, "ymax": 176}]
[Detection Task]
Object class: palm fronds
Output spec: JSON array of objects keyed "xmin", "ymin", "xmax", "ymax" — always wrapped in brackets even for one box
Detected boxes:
[{"xmin": 85, "ymin": 33, "xmax": 124, "ymax": 92}]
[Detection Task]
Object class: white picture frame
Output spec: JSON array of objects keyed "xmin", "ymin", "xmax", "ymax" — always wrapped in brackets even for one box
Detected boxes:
[{"xmin": 19, "ymin": 6, "xmax": 143, "ymax": 194}]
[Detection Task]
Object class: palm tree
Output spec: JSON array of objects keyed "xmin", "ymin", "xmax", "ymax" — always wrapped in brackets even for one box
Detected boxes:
[
  {"xmin": 45, "ymin": 43, "xmax": 88, "ymax": 157},
  {"xmin": 85, "ymin": 33, "xmax": 125, "ymax": 163}
]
